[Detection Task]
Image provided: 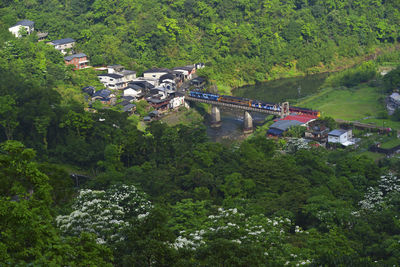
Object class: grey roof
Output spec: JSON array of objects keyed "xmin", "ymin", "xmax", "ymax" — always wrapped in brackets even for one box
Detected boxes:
[
  {"xmin": 269, "ymin": 120, "xmax": 303, "ymax": 131},
  {"xmin": 328, "ymin": 129, "xmax": 347, "ymax": 137},
  {"xmin": 50, "ymin": 38, "xmax": 75, "ymax": 45},
  {"xmin": 14, "ymin": 20, "xmax": 34, "ymax": 27},
  {"xmin": 121, "ymin": 70, "xmax": 136, "ymax": 75},
  {"xmin": 125, "ymin": 84, "xmax": 142, "ymax": 90},
  {"xmin": 64, "ymin": 53, "xmax": 87, "ymax": 61},
  {"xmin": 172, "ymin": 66, "xmax": 194, "ymax": 71},
  {"xmin": 143, "ymin": 68, "xmax": 171, "ymax": 73},
  {"xmin": 98, "ymin": 73, "xmax": 123, "ymax": 79},
  {"xmin": 121, "ymin": 104, "xmax": 136, "ymax": 112}
]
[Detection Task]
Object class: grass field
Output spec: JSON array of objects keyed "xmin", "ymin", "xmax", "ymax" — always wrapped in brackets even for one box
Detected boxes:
[
  {"xmin": 380, "ymin": 138, "xmax": 400, "ymax": 149},
  {"xmin": 297, "ymin": 85, "xmax": 400, "ymax": 130},
  {"xmin": 160, "ymin": 108, "xmax": 203, "ymax": 126}
]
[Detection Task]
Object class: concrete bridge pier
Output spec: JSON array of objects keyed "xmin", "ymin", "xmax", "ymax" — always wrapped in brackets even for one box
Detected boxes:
[
  {"xmin": 243, "ymin": 111, "xmax": 253, "ymax": 134},
  {"xmin": 211, "ymin": 105, "xmax": 221, "ymax": 127}
]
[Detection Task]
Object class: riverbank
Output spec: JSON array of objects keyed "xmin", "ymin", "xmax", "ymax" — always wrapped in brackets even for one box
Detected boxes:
[{"xmin": 214, "ymin": 44, "xmax": 399, "ymax": 95}]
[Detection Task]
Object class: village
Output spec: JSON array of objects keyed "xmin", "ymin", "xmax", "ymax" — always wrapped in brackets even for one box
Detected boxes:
[{"xmin": 8, "ymin": 19, "xmax": 400, "ymax": 158}]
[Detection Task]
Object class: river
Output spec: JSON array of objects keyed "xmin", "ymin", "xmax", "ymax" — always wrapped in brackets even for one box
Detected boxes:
[{"xmin": 205, "ymin": 73, "xmax": 330, "ymax": 142}]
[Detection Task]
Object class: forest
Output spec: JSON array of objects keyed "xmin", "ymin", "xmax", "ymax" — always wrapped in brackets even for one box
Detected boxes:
[
  {"xmin": 1, "ymin": 0, "xmax": 400, "ymax": 266},
  {"xmin": 0, "ymin": 0, "xmax": 399, "ymax": 86}
]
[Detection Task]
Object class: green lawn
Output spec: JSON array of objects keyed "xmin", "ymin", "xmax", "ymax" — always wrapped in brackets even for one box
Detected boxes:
[
  {"xmin": 297, "ymin": 85, "xmax": 400, "ymax": 130},
  {"xmin": 299, "ymin": 86, "xmax": 383, "ymax": 120},
  {"xmin": 359, "ymin": 151, "xmax": 386, "ymax": 162},
  {"xmin": 380, "ymin": 138, "xmax": 400, "ymax": 149}
]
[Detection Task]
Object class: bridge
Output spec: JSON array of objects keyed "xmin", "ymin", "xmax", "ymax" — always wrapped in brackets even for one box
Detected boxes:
[{"xmin": 185, "ymin": 95, "xmax": 290, "ymax": 133}]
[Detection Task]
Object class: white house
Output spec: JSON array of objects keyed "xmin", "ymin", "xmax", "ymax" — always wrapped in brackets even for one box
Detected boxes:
[
  {"xmin": 106, "ymin": 65, "xmax": 136, "ymax": 83},
  {"xmin": 172, "ymin": 65, "xmax": 196, "ymax": 80},
  {"xmin": 143, "ymin": 68, "xmax": 171, "ymax": 80},
  {"xmin": 98, "ymin": 73, "xmax": 125, "ymax": 90},
  {"xmin": 169, "ymin": 94, "xmax": 187, "ymax": 109},
  {"xmin": 48, "ymin": 38, "xmax": 75, "ymax": 55},
  {"xmin": 123, "ymin": 85, "xmax": 143, "ymax": 98},
  {"xmin": 328, "ymin": 129, "xmax": 354, "ymax": 146},
  {"xmin": 9, "ymin": 20, "xmax": 34, "ymax": 37}
]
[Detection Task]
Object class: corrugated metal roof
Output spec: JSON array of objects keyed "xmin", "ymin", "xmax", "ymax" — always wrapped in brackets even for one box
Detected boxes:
[
  {"xmin": 328, "ymin": 129, "xmax": 347, "ymax": 136},
  {"xmin": 269, "ymin": 120, "xmax": 303, "ymax": 131}
]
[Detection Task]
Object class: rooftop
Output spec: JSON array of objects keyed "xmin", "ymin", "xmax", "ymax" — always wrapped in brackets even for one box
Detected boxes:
[
  {"xmin": 64, "ymin": 53, "xmax": 87, "ymax": 61},
  {"xmin": 98, "ymin": 73, "xmax": 123, "ymax": 79},
  {"xmin": 13, "ymin": 20, "xmax": 34, "ymax": 27},
  {"xmin": 269, "ymin": 120, "xmax": 303, "ymax": 131},
  {"xmin": 143, "ymin": 68, "xmax": 171, "ymax": 73},
  {"xmin": 282, "ymin": 115, "xmax": 317, "ymax": 124},
  {"xmin": 328, "ymin": 129, "xmax": 347, "ymax": 136},
  {"xmin": 49, "ymin": 38, "xmax": 75, "ymax": 45}
]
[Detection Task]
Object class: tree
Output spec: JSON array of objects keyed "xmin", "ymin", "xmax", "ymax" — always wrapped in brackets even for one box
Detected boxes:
[{"xmin": 0, "ymin": 95, "xmax": 19, "ymax": 140}]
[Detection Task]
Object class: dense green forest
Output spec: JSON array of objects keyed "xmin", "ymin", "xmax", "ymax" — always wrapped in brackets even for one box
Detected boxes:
[
  {"xmin": 1, "ymin": 0, "xmax": 400, "ymax": 266},
  {"xmin": 0, "ymin": 0, "xmax": 399, "ymax": 86}
]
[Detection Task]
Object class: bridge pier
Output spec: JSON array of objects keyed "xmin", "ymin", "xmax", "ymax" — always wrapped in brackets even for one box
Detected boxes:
[
  {"xmin": 243, "ymin": 111, "xmax": 253, "ymax": 134},
  {"xmin": 211, "ymin": 105, "xmax": 221, "ymax": 127}
]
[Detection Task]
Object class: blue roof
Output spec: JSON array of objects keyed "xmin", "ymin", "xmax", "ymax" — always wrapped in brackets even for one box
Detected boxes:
[
  {"xmin": 328, "ymin": 129, "xmax": 347, "ymax": 137},
  {"xmin": 14, "ymin": 20, "xmax": 34, "ymax": 27},
  {"xmin": 93, "ymin": 89, "xmax": 111, "ymax": 98},
  {"xmin": 50, "ymin": 38, "xmax": 75, "ymax": 45},
  {"xmin": 267, "ymin": 128, "xmax": 284, "ymax": 136},
  {"xmin": 64, "ymin": 53, "xmax": 87, "ymax": 61}
]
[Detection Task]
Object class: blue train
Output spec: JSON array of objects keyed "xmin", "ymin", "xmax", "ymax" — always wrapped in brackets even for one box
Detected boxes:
[{"xmin": 188, "ymin": 91, "xmax": 320, "ymax": 116}]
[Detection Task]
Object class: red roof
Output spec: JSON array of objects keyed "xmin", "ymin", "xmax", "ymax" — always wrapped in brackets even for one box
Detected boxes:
[{"xmin": 281, "ymin": 115, "xmax": 317, "ymax": 124}]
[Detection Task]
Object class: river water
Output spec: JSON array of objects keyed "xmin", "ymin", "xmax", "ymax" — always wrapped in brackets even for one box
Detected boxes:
[{"xmin": 205, "ymin": 73, "xmax": 330, "ymax": 142}]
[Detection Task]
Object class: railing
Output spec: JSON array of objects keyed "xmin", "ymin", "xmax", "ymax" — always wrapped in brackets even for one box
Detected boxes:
[{"xmin": 185, "ymin": 96, "xmax": 284, "ymax": 116}]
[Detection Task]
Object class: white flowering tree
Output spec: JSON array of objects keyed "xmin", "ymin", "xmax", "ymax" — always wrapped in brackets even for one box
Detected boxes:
[
  {"xmin": 172, "ymin": 207, "xmax": 312, "ymax": 266},
  {"xmin": 56, "ymin": 184, "xmax": 152, "ymax": 244},
  {"xmin": 359, "ymin": 173, "xmax": 400, "ymax": 211}
]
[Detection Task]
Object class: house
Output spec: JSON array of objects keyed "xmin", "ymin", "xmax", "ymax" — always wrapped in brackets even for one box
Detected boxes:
[
  {"xmin": 195, "ymin": 62, "xmax": 205, "ymax": 69},
  {"xmin": 169, "ymin": 92, "xmax": 186, "ymax": 109},
  {"xmin": 305, "ymin": 124, "xmax": 330, "ymax": 142},
  {"xmin": 129, "ymin": 80, "xmax": 155, "ymax": 90},
  {"xmin": 191, "ymin": 77, "xmax": 206, "ymax": 87},
  {"xmin": 9, "ymin": 20, "xmax": 35, "ymax": 37},
  {"xmin": 172, "ymin": 65, "xmax": 196, "ymax": 80},
  {"xmin": 82, "ymin": 86, "xmax": 95, "ymax": 96},
  {"xmin": 48, "ymin": 38, "xmax": 75, "ymax": 55},
  {"xmin": 328, "ymin": 129, "xmax": 354, "ymax": 146},
  {"xmin": 64, "ymin": 53, "xmax": 89, "ymax": 70},
  {"xmin": 122, "ymin": 96, "xmax": 136, "ymax": 102},
  {"xmin": 267, "ymin": 120, "xmax": 303, "ymax": 136},
  {"xmin": 121, "ymin": 103, "xmax": 136, "ymax": 113},
  {"xmin": 92, "ymin": 89, "xmax": 114, "ymax": 104},
  {"xmin": 123, "ymin": 86, "xmax": 143, "ymax": 98},
  {"xmin": 387, "ymin": 92, "xmax": 400, "ymax": 115},
  {"xmin": 36, "ymin": 32, "xmax": 48, "ymax": 42},
  {"xmin": 148, "ymin": 110, "xmax": 159, "ymax": 118},
  {"xmin": 107, "ymin": 65, "xmax": 136, "ymax": 82},
  {"xmin": 98, "ymin": 73, "xmax": 125, "ymax": 90},
  {"xmin": 143, "ymin": 68, "xmax": 171, "ymax": 80}
]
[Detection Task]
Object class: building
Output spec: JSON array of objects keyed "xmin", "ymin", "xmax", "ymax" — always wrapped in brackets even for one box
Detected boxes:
[
  {"xmin": 143, "ymin": 68, "xmax": 171, "ymax": 80},
  {"xmin": 267, "ymin": 120, "xmax": 303, "ymax": 136},
  {"xmin": 304, "ymin": 123, "xmax": 330, "ymax": 142},
  {"xmin": 36, "ymin": 32, "xmax": 48, "ymax": 42},
  {"xmin": 172, "ymin": 65, "xmax": 196, "ymax": 80},
  {"xmin": 123, "ymin": 85, "xmax": 143, "ymax": 99},
  {"xmin": 48, "ymin": 38, "xmax": 75, "ymax": 55},
  {"xmin": 98, "ymin": 73, "xmax": 125, "ymax": 90},
  {"xmin": 9, "ymin": 20, "xmax": 35, "ymax": 37},
  {"xmin": 64, "ymin": 53, "xmax": 89, "ymax": 70},
  {"xmin": 169, "ymin": 93, "xmax": 186, "ymax": 109},
  {"xmin": 328, "ymin": 129, "xmax": 354, "ymax": 146}
]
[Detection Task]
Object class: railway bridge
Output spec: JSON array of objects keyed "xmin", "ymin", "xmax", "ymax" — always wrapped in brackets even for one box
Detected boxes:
[{"xmin": 185, "ymin": 95, "xmax": 290, "ymax": 133}]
